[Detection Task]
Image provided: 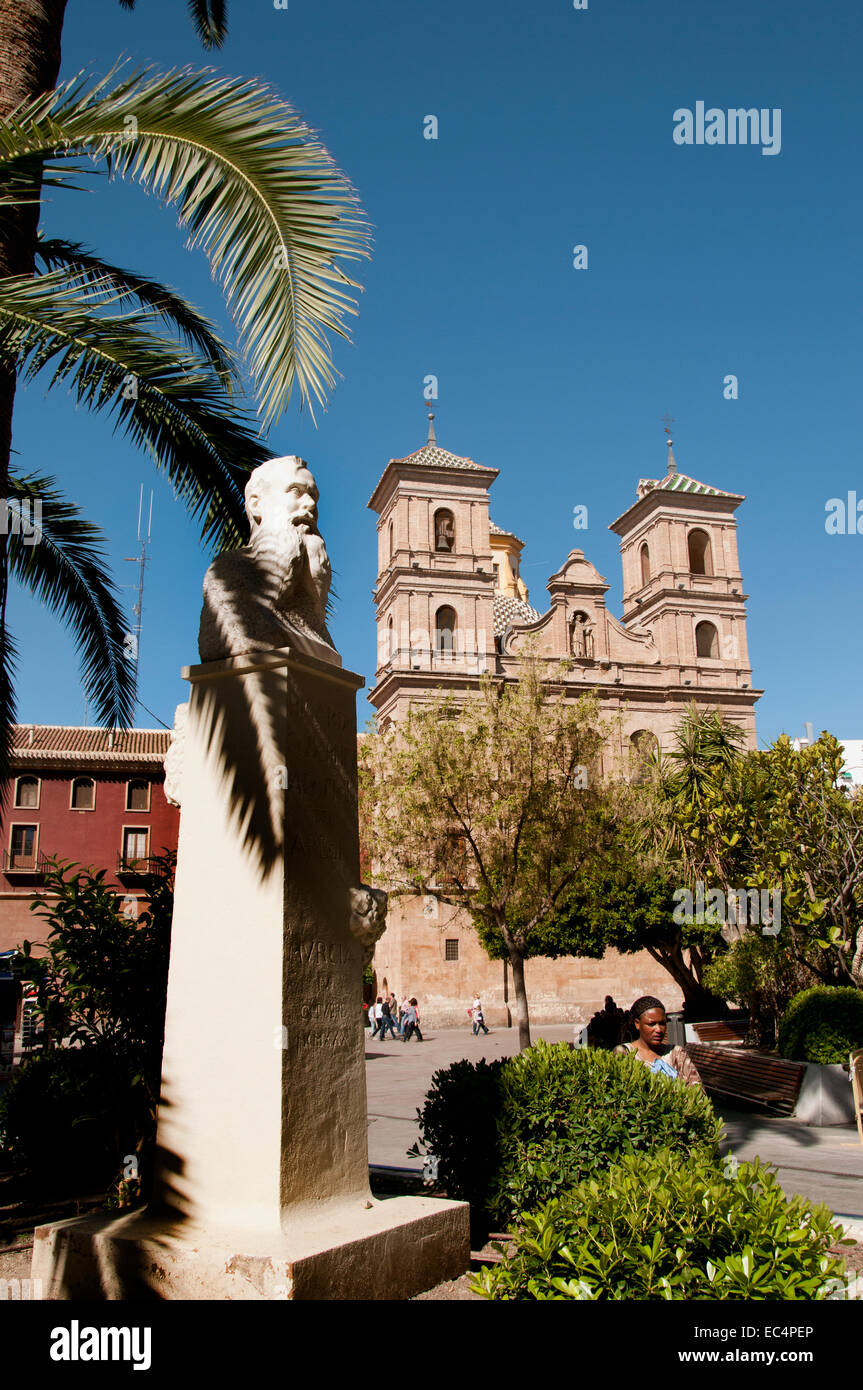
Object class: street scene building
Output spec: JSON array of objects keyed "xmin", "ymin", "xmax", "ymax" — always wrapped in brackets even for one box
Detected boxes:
[
  {"xmin": 0, "ymin": 724, "xmax": 179, "ymax": 956},
  {"xmin": 367, "ymin": 420, "xmax": 762, "ymax": 1025}
]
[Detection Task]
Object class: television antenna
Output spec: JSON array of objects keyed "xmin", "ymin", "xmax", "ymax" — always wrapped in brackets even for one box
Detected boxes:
[{"xmin": 122, "ymin": 485, "xmax": 154, "ymax": 716}]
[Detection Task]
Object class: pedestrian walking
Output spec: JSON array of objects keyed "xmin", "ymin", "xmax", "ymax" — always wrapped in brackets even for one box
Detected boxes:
[
  {"xmin": 378, "ymin": 995, "xmax": 397, "ymax": 1040},
  {"xmin": 401, "ymin": 997, "xmax": 423, "ymax": 1043},
  {"xmin": 370, "ymin": 996, "xmax": 384, "ymax": 1037},
  {"xmin": 471, "ymin": 994, "xmax": 489, "ymax": 1036}
]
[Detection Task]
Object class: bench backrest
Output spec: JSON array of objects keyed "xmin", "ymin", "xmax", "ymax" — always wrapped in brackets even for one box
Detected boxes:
[
  {"xmin": 693, "ymin": 1020, "xmax": 750, "ymax": 1044},
  {"xmin": 685, "ymin": 1044, "xmax": 805, "ymax": 1114}
]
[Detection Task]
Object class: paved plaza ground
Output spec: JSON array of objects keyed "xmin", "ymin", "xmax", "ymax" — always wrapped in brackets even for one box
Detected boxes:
[
  {"xmin": 2, "ymin": 1023, "xmax": 859, "ymax": 1296},
  {"xmin": 366, "ymin": 1021, "xmax": 863, "ymax": 1230}
]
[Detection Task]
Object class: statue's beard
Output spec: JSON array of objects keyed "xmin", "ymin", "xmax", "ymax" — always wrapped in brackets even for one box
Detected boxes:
[{"xmin": 249, "ymin": 518, "xmax": 330, "ymax": 617}]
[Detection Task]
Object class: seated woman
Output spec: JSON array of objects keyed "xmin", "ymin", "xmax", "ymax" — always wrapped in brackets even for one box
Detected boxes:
[{"xmin": 613, "ymin": 995, "xmax": 702, "ymax": 1087}]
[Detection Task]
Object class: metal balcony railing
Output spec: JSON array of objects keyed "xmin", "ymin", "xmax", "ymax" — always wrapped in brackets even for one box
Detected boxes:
[{"xmin": 1, "ymin": 849, "xmax": 50, "ymax": 875}]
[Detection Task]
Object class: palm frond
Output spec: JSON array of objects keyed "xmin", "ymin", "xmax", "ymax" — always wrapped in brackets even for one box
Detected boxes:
[
  {"xmin": 5, "ymin": 468, "xmax": 135, "ymax": 731},
  {"xmin": 0, "ymin": 64, "xmax": 372, "ymax": 424},
  {"xmin": 36, "ymin": 236, "xmax": 239, "ymax": 388},
  {"xmin": 187, "ymin": 0, "xmax": 227, "ymax": 49},
  {"xmin": 0, "ymin": 270, "xmax": 270, "ymax": 549},
  {"xmin": 117, "ymin": 0, "xmax": 227, "ymax": 47}
]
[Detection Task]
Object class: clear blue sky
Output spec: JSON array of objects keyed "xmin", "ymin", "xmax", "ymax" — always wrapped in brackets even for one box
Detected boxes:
[{"xmin": 7, "ymin": 0, "xmax": 862, "ymax": 744}]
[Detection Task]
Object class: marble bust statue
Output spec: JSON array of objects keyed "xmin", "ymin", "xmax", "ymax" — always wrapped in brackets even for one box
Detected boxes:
[{"xmin": 198, "ymin": 455, "xmax": 337, "ymax": 662}]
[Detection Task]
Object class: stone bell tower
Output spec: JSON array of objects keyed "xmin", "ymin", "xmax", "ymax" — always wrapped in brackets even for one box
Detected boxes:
[
  {"xmin": 367, "ymin": 409, "xmax": 499, "ymax": 726},
  {"xmin": 608, "ymin": 430, "xmax": 758, "ymax": 740}
]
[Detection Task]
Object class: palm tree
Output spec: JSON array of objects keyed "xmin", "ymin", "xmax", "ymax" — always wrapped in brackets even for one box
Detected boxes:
[
  {"xmin": 0, "ymin": 63, "xmax": 371, "ymax": 781},
  {"xmin": 0, "ymin": 0, "xmax": 229, "ymax": 492}
]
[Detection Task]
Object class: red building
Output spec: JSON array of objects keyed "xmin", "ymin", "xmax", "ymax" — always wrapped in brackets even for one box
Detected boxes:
[{"xmin": 0, "ymin": 725, "xmax": 179, "ymax": 955}]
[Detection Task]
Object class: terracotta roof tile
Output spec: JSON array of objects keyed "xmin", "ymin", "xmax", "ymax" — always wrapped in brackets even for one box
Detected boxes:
[{"xmin": 10, "ymin": 724, "xmax": 171, "ymax": 763}]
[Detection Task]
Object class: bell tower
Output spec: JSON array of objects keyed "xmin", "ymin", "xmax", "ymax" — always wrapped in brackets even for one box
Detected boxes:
[
  {"xmin": 609, "ymin": 432, "xmax": 756, "ymax": 714},
  {"xmin": 367, "ymin": 412, "xmax": 499, "ymax": 725}
]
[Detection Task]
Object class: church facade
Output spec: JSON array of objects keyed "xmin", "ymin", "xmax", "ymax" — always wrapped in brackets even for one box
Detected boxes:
[{"xmin": 366, "ymin": 418, "xmax": 762, "ymax": 1028}]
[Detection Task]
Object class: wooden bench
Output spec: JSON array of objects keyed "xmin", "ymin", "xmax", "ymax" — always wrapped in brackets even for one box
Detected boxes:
[
  {"xmin": 684, "ymin": 1044, "xmax": 805, "ymax": 1115},
  {"xmin": 691, "ymin": 1019, "xmax": 750, "ymax": 1045}
]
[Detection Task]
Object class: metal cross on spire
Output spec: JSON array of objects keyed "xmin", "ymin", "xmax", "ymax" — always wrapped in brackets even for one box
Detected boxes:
[{"xmin": 660, "ymin": 414, "xmax": 677, "ymax": 475}]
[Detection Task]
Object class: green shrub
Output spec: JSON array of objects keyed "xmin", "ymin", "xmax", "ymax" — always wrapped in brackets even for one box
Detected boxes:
[
  {"xmin": 0, "ymin": 1045, "xmax": 145, "ymax": 1192},
  {"xmin": 778, "ymin": 986, "xmax": 863, "ymax": 1065},
  {"xmin": 409, "ymin": 1057, "xmax": 505, "ymax": 1240},
  {"xmin": 413, "ymin": 1041, "xmax": 721, "ymax": 1233},
  {"xmin": 702, "ymin": 932, "xmax": 812, "ymax": 1046},
  {"xmin": 473, "ymin": 1150, "xmax": 849, "ymax": 1300},
  {"xmin": 490, "ymin": 1042, "xmax": 720, "ymax": 1224},
  {"xmin": 0, "ymin": 858, "xmax": 173, "ymax": 1201}
]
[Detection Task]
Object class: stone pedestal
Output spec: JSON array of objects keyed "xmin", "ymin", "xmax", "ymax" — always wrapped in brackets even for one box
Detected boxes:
[{"xmin": 33, "ymin": 644, "xmax": 469, "ymax": 1299}]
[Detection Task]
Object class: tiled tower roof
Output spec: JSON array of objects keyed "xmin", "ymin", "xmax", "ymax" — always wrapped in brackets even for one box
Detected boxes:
[
  {"xmin": 637, "ymin": 472, "xmax": 736, "ymax": 499},
  {"xmin": 493, "ymin": 593, "xmax": 542, "ymax": 636},
  {"xmin": 489, "ymin": 520, "xmax": 525, "ymax": 544},
  {"xmin": 388, "ymin": 442, "xmax": 497, "ymax": 474}
]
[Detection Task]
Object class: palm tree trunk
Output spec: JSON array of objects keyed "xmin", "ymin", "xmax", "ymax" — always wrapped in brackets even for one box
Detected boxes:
[
  {"xmin": 0, "ymin": 1, "xmax": 68, "ymax": 767},
  {"xmin": 0, "ymin": 0, "xmax": 69, "ymax": 481}
]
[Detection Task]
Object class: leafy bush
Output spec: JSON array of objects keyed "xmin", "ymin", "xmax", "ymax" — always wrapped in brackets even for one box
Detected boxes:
[
  {"xmin": 0, "ymin": 1045, "xmax": 146, "ymax": 1192},
  {"xmin": 490, "ymin": 1042, "xmax": 720, "ymax": 1224},
  {"xmin": 473, "ymin": 1150, "xmax": 849, "ymax": 1300},
  {"xmin": 703, "ymin": 932, "xmax": 813, "ymax": 1046},
  {"xmin": 413, "ymin": 1041, "xmax": 720, "ymax": 1234},
  {"xmin": 409, "ymin": 1058, "xmax": 505, "ymax": 1240},
  {"xmin": 778, "ymin": 986, "xmax": 863, "ymax": 1065},
  {"xmin": 0, "ymin": 858, "xmax": 173, "ymax": 1200}
]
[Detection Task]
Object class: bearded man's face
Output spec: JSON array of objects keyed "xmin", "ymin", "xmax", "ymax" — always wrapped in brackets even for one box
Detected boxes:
[{"xmin": 246, "ymin": 460, "xmax": 320, "ymax": 535}]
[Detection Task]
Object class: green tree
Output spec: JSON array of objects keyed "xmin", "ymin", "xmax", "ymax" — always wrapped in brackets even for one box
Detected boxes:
[
  {"xmin": 359, "ymin": 661, "xmax": 613, "ymax": 1050},
  {"xmin": 544, "ymin": 708, "xmax": 752, "ymax": 1016},
  {"xmin": 739, "ymin": 734, "xmax": 863, "ymax": 988},
  {"xmin": 1, "ymin": 855, "xmax": 174, "ymax": 1197},
  {"xmin": 547, "ymin": 833, "xmax": 728, "ymax": 1017},
  {"xmin": 0, "ymin": 63, "xmax": 370, "ymax": 779}
]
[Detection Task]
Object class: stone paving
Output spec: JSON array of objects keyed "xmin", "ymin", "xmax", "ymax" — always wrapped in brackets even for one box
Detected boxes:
[{"xmin": 365, "ymin": 1022, "xmax": 863, "ymax": 1227}]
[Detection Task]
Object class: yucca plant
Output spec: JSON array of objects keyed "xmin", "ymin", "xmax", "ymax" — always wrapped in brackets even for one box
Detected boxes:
[{"xmin": 0, "ymin": 61, "xmax": 371, "ymax": 782}]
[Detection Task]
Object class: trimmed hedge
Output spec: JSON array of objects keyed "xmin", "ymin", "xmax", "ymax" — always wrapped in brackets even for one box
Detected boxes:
[
  {"xmin": 414, "ymin": 1040, "xmax": 721, "ymax": 1234},
  {"xmin": 472, "ymin": 1150, "xmax": 849, "ymax": 1301},
  {"xmin": 0, "ymin": 1045, "xmax": 144, "ymax": 1192},
  {"xmin": 778, "ymin": 986, "xmax": 863, "ymax": 1065}
]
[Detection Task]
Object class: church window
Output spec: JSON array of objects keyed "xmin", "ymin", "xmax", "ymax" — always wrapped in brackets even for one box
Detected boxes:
[
  {"xmin": 388, "ymin": 521, "xmax": 393, "ymax": 561},
  {"xmin": 435, "ymin": 606, "xmax": 457, "ymax": 656},
  {"xmin": 688, "ymin": 529, "xmax": 713, "ymax": 575},
  {"xmin": 433, "ymin": 509, "xmax": 455, "ymax": 553},
  {"xmin": 445, "ymin": 939, "xmax": 459, "ymax": 961},
  {"xmin": 640, "ymin": 543, "xmax": 650, "ymax": 587},
  {"xmin": 695, "ymin": 621, "xmax": 719, "ymax": 659},
  {"xmin": 387, "ymin": 615, "xmax": 396, "ymax": 659},
  {"xmin": 629, "ymin": 730, "xmax": 659, "ymax": 782}
]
